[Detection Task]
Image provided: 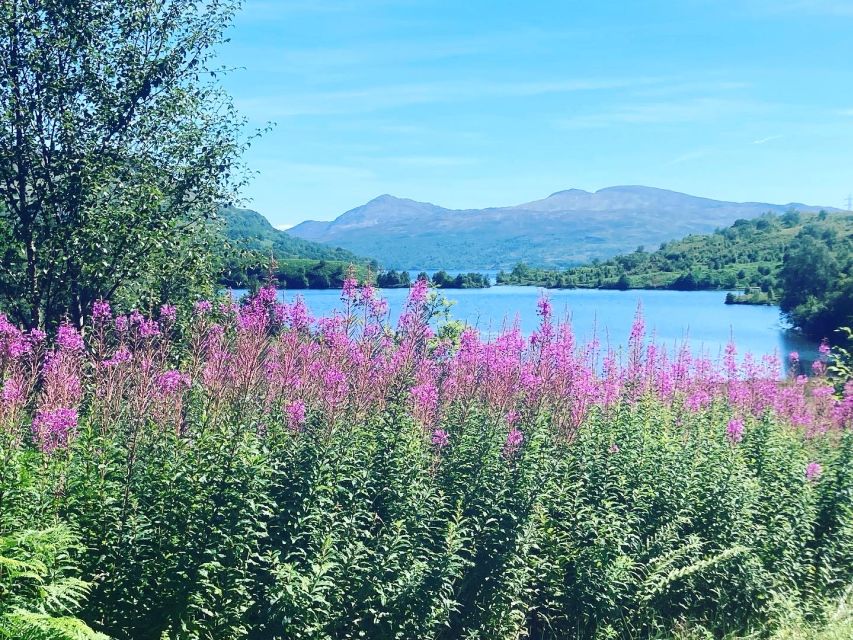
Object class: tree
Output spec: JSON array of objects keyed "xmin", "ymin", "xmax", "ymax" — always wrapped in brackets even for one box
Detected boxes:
[{"xmin": 0, "ymin": 0, "xmax": 247, "ymax": 328}]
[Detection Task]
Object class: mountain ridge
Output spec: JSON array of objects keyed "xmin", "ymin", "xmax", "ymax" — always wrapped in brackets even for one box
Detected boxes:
[{"xmin": 286, "ymin": 186, "xmax": 840, "ymax": 270}]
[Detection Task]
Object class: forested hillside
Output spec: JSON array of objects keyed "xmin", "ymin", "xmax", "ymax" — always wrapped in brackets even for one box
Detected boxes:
[
  {"xmin": 498, "ymin": 210, "xmax": 853, "ymax": 338},
  {"xmin": 215, "ymin": 206, "xmax": 366, "ymax": 288}
]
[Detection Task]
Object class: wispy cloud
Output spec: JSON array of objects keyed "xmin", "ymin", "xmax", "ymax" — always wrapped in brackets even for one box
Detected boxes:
[
  {"xmin": 383, "ymin": 155, "xmax": 479, "ymax": 167},
  {"xmin": 666, "ymin": 149, "xmax": 712, "ymax": 166},
  {"xmin": 236, "ymin": 76, "xmax": 666, "ymax": 118},
  {"xmin": 269, "ymin": 162, "xmax": 377, "ymax": 182},
  {"xmin": 555, "ymin": 97, "xmax": 764, "ymax": 130},
  {"xmin": 752, "ymin": 134, "xmax": 782, "ymax": 144},
  {"xmin": 230, "ymin": 27, "xmax": 593, "ymax": 74}
]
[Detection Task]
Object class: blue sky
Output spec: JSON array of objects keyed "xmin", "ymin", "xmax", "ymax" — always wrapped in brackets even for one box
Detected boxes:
[{"xmin": 218, "ymin": 0, "xmax": 853, "ymax": 227}]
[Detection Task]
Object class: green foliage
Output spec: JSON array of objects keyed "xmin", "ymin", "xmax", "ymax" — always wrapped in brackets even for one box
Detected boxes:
[
  {"xmin": 430, "ymin": 270, "xmax": 491, "ymax": 289},
  {"xmin": 497, "ymin": 211, "xmax": 853, "ymax": 339},
  {"xmin": 215, "ymin": 206, "xmax": 367, "ymax": 289},
  {"xmin": 376, "ymin": 269, "xmax": 412, "ymax": 288},
  {"xmin": 0, "ymin": 524, "xmax": 106, "ymax": 640},
  {"xmin": 2, "ymin": 397, "xmax": 851, "ymax": 638},
  {"xmin": 0, "ymin": 0, "xmax": 247, "ymax": 328},
  {"xmin": 779, "ymin": 226, "xmax": 853, "ymax": 340}
]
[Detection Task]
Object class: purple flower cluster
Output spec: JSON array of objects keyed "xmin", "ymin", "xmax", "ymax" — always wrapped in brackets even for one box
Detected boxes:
[
  {"xmin": 503, "ymin": 427, "xmax": 524, "ymax": 457},
  {"xmin": 726, "ymin": 418, "xmax": 745, "ymax": 444},
  {"xmin": 160, "ymin": 304, "xmax": 177, "ymax": 323},
  {"xmin": 93, "ymin": 300, "xmax": 112, "ymax": 322},
  {"xmin": 5, "ymin": 280, "xmax": 851, "ymax": 462},
  {"xmin": 286, "ymin": 400, "xmax": 307, "ymax": 430},
  {"xmin": 31, "ymin": 407, "xmax": 78, "ymax": 454},
  {"xmin": 156, "ymin": 370, "xmax": 191, "ymax": 395},
  {"xmin": 194, "ymin": 300, "xmax": 213, "ymax": 315},
  {"xmin": 57, "ymin": 324, "xmax": 84, "ymax": 352},
  {"xmin": 431, "ymin": 428, "xmax": 450, "ymax": 449},
  {"xmin": 806, "ymin": 461, "xmax": 822, "ymax": 481}
]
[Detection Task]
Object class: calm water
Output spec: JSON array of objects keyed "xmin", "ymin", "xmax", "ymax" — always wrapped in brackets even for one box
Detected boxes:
[{"xmin": 234, "ymin": 286, "xmax": 819, "ymax": 365}]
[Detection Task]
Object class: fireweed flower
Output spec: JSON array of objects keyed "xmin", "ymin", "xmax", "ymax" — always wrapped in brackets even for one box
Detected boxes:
[
  {"xmin": 156, "ymin": 370, "xmax": 191, "ymax": 395},
  {"xmin": 103, "ymin": 346, "xmax": 132, "ymax": 368},
  {"xmin": 286, "ymin": 400, "xmax": 307, "ymax": 431},
  {"xmin": 726, "ymin": 418, "xmax": 745, "ymax": 444},
  {"xmin": 56, "ymin": 324, "xmax": 84, "ymax": 352},
  {"xmin": 536, "ymin": 295, "xmax": 552, "ymax": 320},
  {"xmin": 410, "ymin": 383, "xmax": 439, "ymax": 425},
  {"xmin": 159, "ymin": 304, "xmax": 177, "ymax": 323},
  {"xmin": 409, "ymin": 278, "xmax": 430, "ymax": 304},
  {"xmin": 115, "ymin": 316, "xmax": 129, "ymax": 333},
  {"xmin": 504, "ymin": 427, "xmax": 524, "ymax": 457},
  {"xmin": 805, "ymin": 462, "xmax": 822, "ymax": 481},
  {"xmin": 505, "ymin": 410, "xmax": 520, "ymax": 427},
  {"xmin": 789, "ymin": 351, "xmax": 799, "ymax": 363},
  {"xmin": 431, "ymin": 428, "xmax": 450, "ymax": 449},
  {"xmin": 92, "ymin": 300, "xmax": 112, "ymax": 323},
  {"xmin": 257, "ymin": 285, "xmax": 278, "ymax": 307},
  {"xmin": 341, "ymin": 276, "xmax": 358, "ymax": 302},
  {"xmin": 129, "ymin": 310, "xmax": 145, "ymax": 326},
  {"xmin": 608, "ymin": 443, "xmax": 620, "ymax": 454},
  {"xmin": 31, "ymin": 407, "xmax": 78, "ymax": 454},
  {"xmin": 194, "ymin": 300, "xmax": 213, "ymax": 315},
  {"xmin": 818, "ymin": 340, "xmax": 831, "ymax": 357},
  {"xmin": 1, "ymin": 377, "xmax": 25, "ymax": 409},
  {"xmin": 138, "ymin": 319, "xmax": 161, "ymax": 339}
]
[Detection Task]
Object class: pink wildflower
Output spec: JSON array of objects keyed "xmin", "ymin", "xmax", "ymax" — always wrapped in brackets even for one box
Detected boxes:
[
  {"xmin": 504, "ymin": 427, "xmax": 524, "ymax": 457},
  {"xmin": 56, "ymin": 324, "xmax": 84, "ymax": 352},
  {"xmin": 256, "ymin": 285, "xmax": 278, "ymax": 307},
  {"xmin": 92, "ymin": 300, "xmax": 112, "ymax": 323},
  {"xmin": 536, "ymin": 295, "xmax": 552, "ymax": 320},
  {"xmin": 286, "ymin": 400, "xmax": 307, "ymax": 431},
  {"xmin": 2, "ymin": 378, "xmax": 25, "ymax": 407},
  {"xmin": 103, "ymin": 346, "xmax": 132, "ymax": 368},
  {"xmin": 726, "ymin": 418, "xmax": 745, "ymax": 444},
  {"xmin": 159, "ymin": 304, "xmax": 177, "ymax": 323},
  {"xmin": 156, "ymin": 370, "xmax": 191, "ymax": 395},
  {"xmin": 608, "ymin": 443, "xmax": 620, "ymax": 454},
  {"xmin": 138, "ymin": 319, "xmax": 161, "ymax": 339},
  {"xmin": 31, "ymin": 408, "xmax": 78, "ymax": 454},
  {"xmin": 341, "ymin": 276, "xmax": 358, "ymax": 301},
  {"xmin": 194, "ymin": 300, "xmax": 213, "ymax": 315},
  {"xmin": 805, "ymin": 461, "xmax": 822, "ymax": 481},
  {"xmin": 408, "ymin": 278, "xmax": 429, "ymax": 304},
  {"xmin": 431, "ymin": 428, "xmax": 450, "ymax": 449}
]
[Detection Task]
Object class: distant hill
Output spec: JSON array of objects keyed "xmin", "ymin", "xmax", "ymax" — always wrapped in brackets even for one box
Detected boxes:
[
  {"xmin": 288, "ymin": 186, "xmax": 839, "ymax": 269},
  {"xmin": 212, "ymin": 206, "xmax": 366, "ymax": 289},
  {"xmin": 496, "ymin": 210, "xmax": 853, "ymax": 339},
  {"xmin": 216, "ymin": 206, "xmax": 362, "ymax": 262}
]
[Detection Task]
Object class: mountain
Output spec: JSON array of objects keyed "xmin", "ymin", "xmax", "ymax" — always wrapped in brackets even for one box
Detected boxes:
[
  {"xmin": 216, "ymin": 206, "xmax": 362, "ymax": 263},
  {"xmin": 288, "ymin": 186, "xmax": 839, "ymax": 269}
]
